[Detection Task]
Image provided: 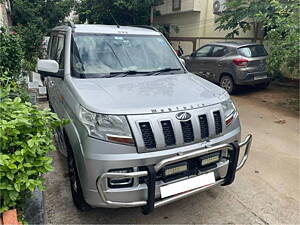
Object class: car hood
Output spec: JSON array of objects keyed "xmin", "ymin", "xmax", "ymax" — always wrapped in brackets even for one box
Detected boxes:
[{"xmin": 70, "ymin": 73, "xmax": 229, "ymax": 115}]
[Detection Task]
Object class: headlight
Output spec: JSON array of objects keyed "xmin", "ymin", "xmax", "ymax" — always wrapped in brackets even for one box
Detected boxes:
[
  {"xmin": 221, "ymin": 99, "xmax": 238, "ymax": 126},
  {"xmin": 79, "ymin": 106, "xmax": 134, "ymax": 145}
]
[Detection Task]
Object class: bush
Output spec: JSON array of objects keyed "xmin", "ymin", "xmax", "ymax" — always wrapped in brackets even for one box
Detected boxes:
[
  {"xmin": 0, "ymin": 82, "xmax": 65, "ymax": 213},
  {"xmin": 0, "ymin": 28, "xmax": 24, "ymax": 81}
]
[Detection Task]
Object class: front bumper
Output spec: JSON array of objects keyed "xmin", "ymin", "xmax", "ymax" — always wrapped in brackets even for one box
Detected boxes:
[{"xmin": 96, "ymin": 134, "xmax": 252, "ymax": 214}]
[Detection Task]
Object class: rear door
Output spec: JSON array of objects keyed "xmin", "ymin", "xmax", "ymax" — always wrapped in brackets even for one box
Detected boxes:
[{"xmin": 237, "ymin": 45, "xmax": 268, "ymax": 80}]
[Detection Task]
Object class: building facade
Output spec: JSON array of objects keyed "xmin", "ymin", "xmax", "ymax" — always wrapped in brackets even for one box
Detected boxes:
[{"xmin": 153, "ymin": 0, "xmax": 256, "ymax": 54}]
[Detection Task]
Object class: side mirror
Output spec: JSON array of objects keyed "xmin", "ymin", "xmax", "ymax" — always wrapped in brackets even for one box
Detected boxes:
[
  {"xmin": 37, "ymin": 60, "xmax": 63, "ymax": 78},
  {"xmin": 191, "ymin": 52, "xmax": 196, "ymax": 57},
  {"xmin": 179, "ymin": 58, "xmax": 186, "ymax": 66}
]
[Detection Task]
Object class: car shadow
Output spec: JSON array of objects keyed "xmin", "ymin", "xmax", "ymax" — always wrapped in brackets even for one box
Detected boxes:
[{"xmin": 232, "ymin": 85, "xmax": 267, "ymax": 97}]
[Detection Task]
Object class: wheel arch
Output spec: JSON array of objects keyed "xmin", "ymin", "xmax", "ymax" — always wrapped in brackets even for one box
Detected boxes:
[{"xmin": 219, "ymin": 72, "xmax": 235, "ymax": 83}]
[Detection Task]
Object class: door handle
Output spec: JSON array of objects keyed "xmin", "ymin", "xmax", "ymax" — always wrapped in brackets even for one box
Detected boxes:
[{"xmin": 48, "ymin": 81, "xmax": 55, "ymax": 87}]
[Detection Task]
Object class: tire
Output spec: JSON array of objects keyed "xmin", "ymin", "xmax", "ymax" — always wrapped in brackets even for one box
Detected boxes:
[
  {"xmin": 220, "ymin": 75, "xmax": 236, "ymax": 94},
  {"xmin": 256, "ymin": 82, "xmax": 270, "ymax": 89},
  {"xmin": 66, "ymin": 134, "xmax": 91, "ymax": 211},
  {"xmin": 48, "ymin": 100, "xmax": 54, "ymax": 112}
]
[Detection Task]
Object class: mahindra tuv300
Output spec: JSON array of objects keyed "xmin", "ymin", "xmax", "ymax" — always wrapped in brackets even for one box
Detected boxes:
[{"xmin": 37, "ymin": 24, "xmax": 252, "ymax": 214}]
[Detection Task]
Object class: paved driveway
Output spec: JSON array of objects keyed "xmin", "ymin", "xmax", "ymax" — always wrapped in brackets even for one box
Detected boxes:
[{"xmin": 44, "ymin": 85, "xmax": 299, "ymax": 224}]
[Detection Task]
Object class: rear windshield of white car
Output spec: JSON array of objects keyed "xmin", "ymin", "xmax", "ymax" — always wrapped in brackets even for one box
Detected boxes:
[{"xmin": 238, "ymin": 45, "xmax": 268, "ymax": 57}]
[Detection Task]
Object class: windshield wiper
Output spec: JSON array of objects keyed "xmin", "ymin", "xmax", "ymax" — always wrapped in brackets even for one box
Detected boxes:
[
  {"xmin": 144, "ymin": 68, "xmax": 182, "ymax": 76},
  {"xmin": 102, "ymin": 68, "xmax": 182, "ymax": 78},
  {"xmin": 104, "ymin": 70, "xmax": 148, "ymax": 78}
]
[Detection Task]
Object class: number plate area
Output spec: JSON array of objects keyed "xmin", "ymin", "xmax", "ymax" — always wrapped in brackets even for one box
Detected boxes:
[
  {"xmin": 139, "ymin": 151, "xmax": 222, "ymax": 185},
  {"xmin": 254, "ymin": 74, "xmax": 268, "ymax": 80},
  {"xmin": 161, "ymin": 152, "xmax": 221, "ymax": 181},
  {"xmin": 160, "ymin": 172, "xmax": 216, "ymax": 198}
]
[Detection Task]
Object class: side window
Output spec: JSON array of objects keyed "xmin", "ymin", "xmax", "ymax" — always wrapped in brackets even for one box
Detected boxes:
[
  {"xmin": 196, "ymin": 46, "xmax": 212, "ymax": 57},
  {"xmin": 56, "ymin": 35, "xmax": 65, "ymax": 69},
  {"xmin": 211, "ymin": 46, "xmax": 228, "ymax": 57},
  {"xmin": 49, "ymin": 34, "xmax": 65, "ymax": 69},
  {"xmin": 49, "ymin": 36, "xmax": 58, "ymax": 60}
]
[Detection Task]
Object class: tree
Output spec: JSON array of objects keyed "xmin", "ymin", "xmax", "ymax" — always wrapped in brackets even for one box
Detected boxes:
[
  {"xmin": 0, "ymin": 28, "xmax": 24, "ymax": 81},
  {"xmin": 10, "ymin": 0, "xmax": 75, "ymax": 66},
  {"xmin": 75, "ymin": 0, "xmax": 178, "ymax": 37},
  {"xmin": 215, "ymin": 0, "xmax": 300, "ymax": 76},
  {"xmin": 76, "ymin": 0, "xmax": 161, "ymax": 25}
]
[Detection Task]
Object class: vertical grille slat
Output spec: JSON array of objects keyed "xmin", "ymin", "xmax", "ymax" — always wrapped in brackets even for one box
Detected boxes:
[
  {"xmin": 139, "ymin": 122, "xmax": 156, "ymax": 149},
  {"xmin": 213, "ymin": 111, "xmax": 223, "ymax": 135},
  {"xmin": 180, "ymin": 120, "xmax": 194, "ymax": 143},
  {"xmin": 161, "ymin": 120, "xmax": 176, "ymax": 146},
  {"xmin": 199, "ymin": 114, "xmax": 209, "ymax": 139}
]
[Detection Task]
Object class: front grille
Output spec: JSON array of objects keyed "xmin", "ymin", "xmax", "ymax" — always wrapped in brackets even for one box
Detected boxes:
[
  {"xmin": 139, "ymin": 122, "xmax": 156, "ymax": 149},
  {"xmin": 199, "ymin": 114, "xmax": 209, "ymax": 138},
  {"xmin": 135, "ymin": 107, "xmax": 224, "ymax": 151},
  {"xmin": 161, "ymin": 120, "xmax": 176, "ymax": 146},
  {"xmin": 181, "ymin": 120, "xmax": 194, "ymax": 143},
  {"xmin": 213, "ymin": 111, "xmax": 223, "ymax": 135}
]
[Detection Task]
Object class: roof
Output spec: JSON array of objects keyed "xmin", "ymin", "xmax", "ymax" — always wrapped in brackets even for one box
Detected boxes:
[
  {"xmin": 53, "ymin": 24, "xmax": 161, "ymax": 36},
  {"xmin": 212, "ymin": 41, "xmax": 263, "ymax": 48}
]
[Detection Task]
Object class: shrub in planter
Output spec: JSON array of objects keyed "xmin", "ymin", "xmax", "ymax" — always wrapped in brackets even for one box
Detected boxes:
[{"xmin": 0, "ymin": 83, "xmax": 65, "ymax": 213}]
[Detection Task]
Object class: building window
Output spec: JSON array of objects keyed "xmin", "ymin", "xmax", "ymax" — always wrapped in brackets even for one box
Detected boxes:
[{"xmin": 172, "ymin": 0, "xmax": 181, "ymax": 11}]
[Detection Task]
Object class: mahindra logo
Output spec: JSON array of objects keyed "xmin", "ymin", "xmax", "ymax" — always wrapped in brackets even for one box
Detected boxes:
[{"xmin": 176, "ymin": 112, "xmax": 192, "ymax": 121}]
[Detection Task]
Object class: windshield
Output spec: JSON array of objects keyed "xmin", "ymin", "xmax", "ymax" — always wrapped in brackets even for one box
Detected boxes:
[
  {"xmin": 71, "ymin": 34, "xmax": 183, "ymax": 78},
  {"xmin": 238, "ymin": 45, "xmax": 268, "ymax": 58}
]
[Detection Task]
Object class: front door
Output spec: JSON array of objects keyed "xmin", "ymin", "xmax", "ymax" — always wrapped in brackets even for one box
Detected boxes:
[
  {"xmin": 47, "ymin": 32, "xmax": 66, "ymax": 118},
  {"xmin": 203, "ymin": 45, "xmax": 229, "ymax": 82},
  {"xmin": 186, "ymin": 45, "xmax": 213, "ymax": 79},
  {"xmin": 47, "ymin": 32, "xmax": 68, "ymax": 156}
]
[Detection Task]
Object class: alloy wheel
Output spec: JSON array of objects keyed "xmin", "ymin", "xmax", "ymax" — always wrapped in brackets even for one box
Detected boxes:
[{"xmin": 221, "ymin": 78, "xmax": 232, "ymax": 92}]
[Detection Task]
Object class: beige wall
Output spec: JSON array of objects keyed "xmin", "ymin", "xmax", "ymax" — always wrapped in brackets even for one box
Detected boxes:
[
  {"xmin": 155, "ymin": 11, "xmax": 202, "ymax": 38},
  {"xmin": 154, "ymin": 0, "xmax": 255, "ymax": 54}
]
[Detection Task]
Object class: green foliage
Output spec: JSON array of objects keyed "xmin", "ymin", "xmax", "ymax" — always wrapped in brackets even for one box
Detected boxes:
[
  {"xmin": 216, "ymin": 0, "xmax": 300, "ymax": 76},
  {"xmin": 11, "ymin": 0, "xmax": 75, "ymax": 64},
  {"xmin": 0, "ymin": 28, "xmax": 24, "ymax": 81},
  {"xmin": 0, "ymin": 81, "xmax": 66, "ymax": 213},
  {"xmin": 76, "ymin": 0, "xmax": 175, "ymax": 36},
  {"xmin": 77, "ymin": 0, "xmax": 154, "ymax": 25},
  {"xmin": 215, "ymin": 0, "xmax": 270, "ymax": 38},
  {"xmin": 258, "ymin": 0, "xmax": 300, "ymax": 76}
]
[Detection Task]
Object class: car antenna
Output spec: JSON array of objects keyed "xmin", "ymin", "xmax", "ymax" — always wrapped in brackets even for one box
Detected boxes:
[{"xmin": 110, "ymin": 12, "xmax": 120, "ymax": 28}]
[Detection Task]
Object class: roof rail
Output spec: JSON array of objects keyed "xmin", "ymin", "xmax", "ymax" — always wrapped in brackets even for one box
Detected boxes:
[
  {"xmin": 59, "ymin": 21, "xmax": 75, "ymax": 28},
  {"xmin": 132, "ymin": 25, "xmax": 159, "ymax": 32}
]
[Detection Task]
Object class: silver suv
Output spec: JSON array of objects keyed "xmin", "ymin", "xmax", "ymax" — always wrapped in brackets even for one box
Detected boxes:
[
  {"xmin": 183, "ymin": 42, "xmax": 270, "ymax": 94},
  {"xmin": 37, "ymin": 24, "xmax": 252, "ymax": 214}
]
